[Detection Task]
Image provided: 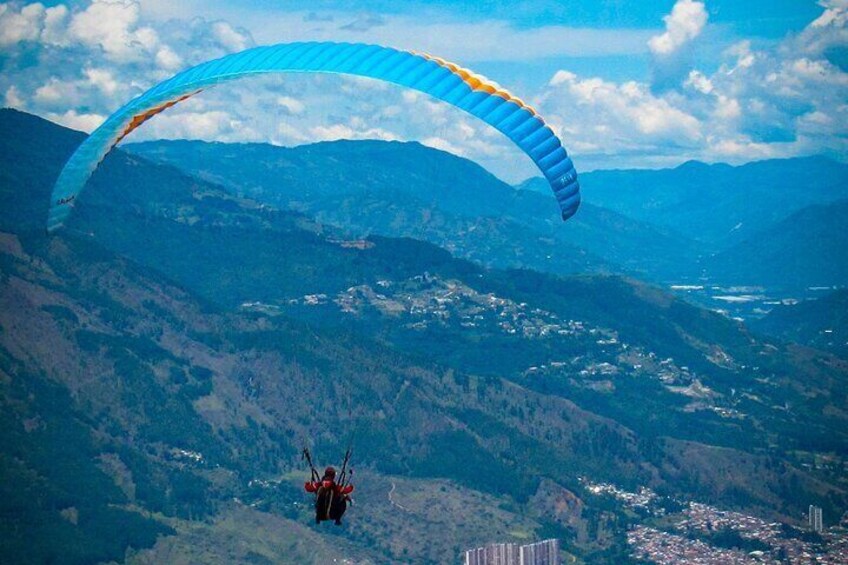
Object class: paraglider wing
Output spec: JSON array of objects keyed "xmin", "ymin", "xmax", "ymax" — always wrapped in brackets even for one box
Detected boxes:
[{"xmin": 48, "ymin": 42, "xmax": 580, "ymax": 231}]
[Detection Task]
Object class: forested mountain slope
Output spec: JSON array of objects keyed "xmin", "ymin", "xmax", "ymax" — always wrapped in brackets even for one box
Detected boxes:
[
  {"xmin": 2, "ymin": 109, "xmax": 847, "ymax": 563},
  {"xmin": 128, "ymin": 138, "xmax": 700, "ymax": 282}
]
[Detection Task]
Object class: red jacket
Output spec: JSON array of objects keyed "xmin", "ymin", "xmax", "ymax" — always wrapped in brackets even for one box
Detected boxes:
[{"xmin": 304, "ymin": 479, "xmax": 354, "ymax": 495}]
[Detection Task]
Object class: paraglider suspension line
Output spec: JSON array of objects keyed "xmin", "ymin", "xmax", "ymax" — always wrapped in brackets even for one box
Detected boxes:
[{"xmin": 302, "ymin": 447, "xmax": 320, "ymax": 484}]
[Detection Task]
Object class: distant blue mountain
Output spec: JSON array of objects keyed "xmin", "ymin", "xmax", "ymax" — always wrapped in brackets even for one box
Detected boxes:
[
  {"xmin": 127, "ymin": 139, "xmax": 700, "ymax": 281},
  {"xmin": 709, "ymin": 199, "xmax": 848, "ymax": 288},
  {"xmin": 521, "ymin": 157, "xmax": 848, "ymax": 248},
  {"xmin": 133, "ymin": 141, "xmax": 848, "ymax": 291}
]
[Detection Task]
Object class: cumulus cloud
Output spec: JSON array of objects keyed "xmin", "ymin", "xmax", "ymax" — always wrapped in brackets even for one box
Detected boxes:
[
  {"xmin": 4, "ymin": 84, "xmax": 24, "ymax": 107},
  {"xmin": 1, "ymin": 1, "xmax": 253, "ymax": 66},
  {"xmin": 420, "ymin": 136, "xmax": 466, "ymax": 156},
  {"xmin": 85, "ymin": 67, "xmax": 120, "ymax": 96},
  {"xmin": 648, "ymin": 0, "xmax": 708, "ymax": 56},
  {"xmin": 550, "ymin": 71, "xmax": 701, "ymax": 145},
  {"xmin": 0, "ymin": 2, "xmax": 43, "ymax": 45},
  {"xmin": 32, "ymin": 79, "xmax": 69, "ymax": 106},
  {"xmin": 0, "ymin": 1, "xmax": 648, "ymax": 182},
  {"xmin": 276, "ymin": 95, "xmax": 305, "ymax": 115},
  {"xmin": 155, "ymin": 45, "xmax": 182, "ymax": 70},
  {"xmin": 0, "ymin": 1, "xmax": 255, "ymax": 125},
  {"xmin": 546, "ymin": 71, "xmax": 702, "ymax": 148},
  {"xmin": 66, "ymin": 0, "xmax": 160, "ymax": 63},
  {"xmin": 648, "ymin": 0, "xmax": 710, "ymax": 92},
  {"xmin": 40, "ymin": 4, "xmax": 68, "ymax": 45},
  {"xmin": 311, "ymin": 122, "xmax": 397, "ymax": 142},
  {"xmin": 541, "ymin": 1, "xmax": 848, "ymax": 169},
  {"xmin": 142, "ymin": 109, "xmax": 250, "ymax": 140},
  {"xmin": 46, "ymin": 109, "xmax": 106, "ymax": 132},
  {"xmin": 209, "ymin": 20, "xmax": 250, "ymax": 52},
  {"xmin": 2, "ymin": 0, "xmax": 846, "ymax": 178},
  {"xmin": 142, "ymin": 2, "xmax": 657, "ymax": 62},
  {"xmin": 684, "ymin": 70, "xmax": 713, "ymax": 93},
  {"xmin": 806, "ymin": 0, "xmax": 848, "ymax": 47}
]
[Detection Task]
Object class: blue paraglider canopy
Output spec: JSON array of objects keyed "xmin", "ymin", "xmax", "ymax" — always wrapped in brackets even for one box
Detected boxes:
[{"xmin": 48, "ymin": 42, "xmax": 580, "ymax": 231}]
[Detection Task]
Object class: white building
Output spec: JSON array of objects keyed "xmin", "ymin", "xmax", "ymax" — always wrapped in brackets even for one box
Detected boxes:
[
  {"xmin": 809, "ymin": 505, "xmax": 823, "ymax": 533},
  {"xmin": 519, "ymin": 539, "xmax": 559, "ymax": 565},
  {"xmin": 464, "ymin": 542, "xmax": 520, "ymax": 565},
  {"xmin": 464, "ymin": 539, "xmax": 559, "ymax": 565}
]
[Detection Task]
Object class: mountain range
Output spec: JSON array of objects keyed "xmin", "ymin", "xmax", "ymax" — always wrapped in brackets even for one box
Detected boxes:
[
  {"xmin": 526, "ymin": 157, "xmax": 848, "ymax": 248},
  {"xmin": 129, "ymin": 140, "xmax": 848, "ymax": 291},
  {"xmin": 709, "ymin": 199, "xmax": 848, "ymax": 289},
  {"xmin": 127, "ymin": 139, "xmax": 700, "ymax": 283},
  {"xmin": 2, "ymin": 108, "xmax": 847, "ymax": 563}
]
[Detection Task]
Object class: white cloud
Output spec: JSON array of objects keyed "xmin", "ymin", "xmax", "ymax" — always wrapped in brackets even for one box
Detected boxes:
[
  {"xmin": 29, "ymin": 70, "xmax": 131, "ymax": 113},
  {"xmin": 549, "ymin": 70, "xmax": 577, "ymax": 87},
  {"xmin": 275, "ymin": 121, "xmax": 308, "ymax": 143},
  {"xmin": 41, "ymin": 4, "xmax": 68, "ymax": 45},
  {"xmin": 541, "ymin": 0, "xmax": 848, "ymax": 169},
  {"xmin": 543, "ymin": 73, "xmax": 702, "ymax": 147},
  {"xmin": 33, "ymin": 78, "xmax": 77, "ymax": 106},
  {"xmin": 0, "ymin": 2, "xmax": 44, "ymax": 45},
  {"xmin": 46, "ymin": 109, "xmax": 106, "ymax": 132},
  {"xmin": 85, "ymin": 67, "xmax": 120, "ymax": 96},
  {"xmin": 66, "ymin": 0, "xmax": 160, "ymax": 63},
  {"xmin": 810, "ymin": 0, "xmax": 848, "ymax": 29},
  {"xmin": 420, "ymin": 136, "xmax": 466, "ymax": 156},
  {"xmin": 648, "ymin": 0, "xmax": 708, "ymax": 56},
  {"xmin": 725, "ymin": 41, "xmax": 755, "ymax": 72},
  {"xmin": 310, "ymin": 122, "xmax": 398, "ymax": 142},
  {"xmin": 705, "ymin": 135, "xmax": 787, "ymax": 160},
  {"xmin": 2, "ymin": 0, "xmax": 847, "ymax": 178},
  {"xmin": 210, "ymin": 20, "xmax": 249, "ymax": 51},
  {"xmin": 155, "ymin": 45, "xmax": 182, "ymax": 71},
  {"xmin": 714, "ymin": 95, "xmax": 741, "ymax": 121},
  {"xmin": 684, "ymin": 70, "xmax": 713, "ymax": 94},
  {"xmin": 139, "ymin": 3, "xmax": 657, "ymax": 63},
  {"xmin": 4, "ymin": 85, "xmax": 25, "ymax": 108},
  {"xmin": 456, "ymin": 121, "xmax": 475, "ymax": 140},
  {"xmin": 137, "ymin": 107, "xmax": 266, "ymax": 142},
  {"xmin": 0, "ymin": 1, "xmax": 255, "ymax": 125},
  {"xmin": 276, "ymin": 95, "xmax": 305, "ymax": 115}
]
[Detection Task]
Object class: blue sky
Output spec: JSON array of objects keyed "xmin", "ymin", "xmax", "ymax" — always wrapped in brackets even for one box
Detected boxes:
[{"xmin": 1, "ymin": 0, "xmax": 846, "ymax": 180}]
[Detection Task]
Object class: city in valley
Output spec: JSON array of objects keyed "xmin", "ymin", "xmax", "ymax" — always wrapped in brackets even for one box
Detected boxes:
[
  {"xmin": 456, "ymin": 479, "xmax": 848, "ymax": 563},
  {"xmin": 587, "ymin": 481, "xmax": 848, "ymax": 564}
]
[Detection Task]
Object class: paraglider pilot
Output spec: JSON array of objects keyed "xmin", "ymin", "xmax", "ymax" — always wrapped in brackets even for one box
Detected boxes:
[
  {"xmin": 305, "ymin": 466, "xmax": 354, "ymax": 525},
  {"xmin": 303, "ymin": 448, "xmax": 354, "ymax": 525}
]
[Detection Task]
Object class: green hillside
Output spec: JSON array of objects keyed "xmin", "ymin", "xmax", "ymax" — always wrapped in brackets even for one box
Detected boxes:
[
  {"xmin": 752, "ymin": 290, "xmax": 848, "ymax": 358},
  {"xmin": 2, "ymin": 109, "xmax": 847, "ymax": 563},
  {"xmin": 127, "ymin": 138, "xmax": 700, "ymax": 282}
]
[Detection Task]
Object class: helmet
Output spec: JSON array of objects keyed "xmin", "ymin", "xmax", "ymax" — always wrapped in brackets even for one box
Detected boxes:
[{"xmin": 324, "ymin": 466, "xmax": 336, "ymax": 479}]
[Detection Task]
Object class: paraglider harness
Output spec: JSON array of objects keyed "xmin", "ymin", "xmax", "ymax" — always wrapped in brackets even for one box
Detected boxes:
[{"xmin": 302, "ymin": 447, "xmax": 353, "ymax": 525}]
